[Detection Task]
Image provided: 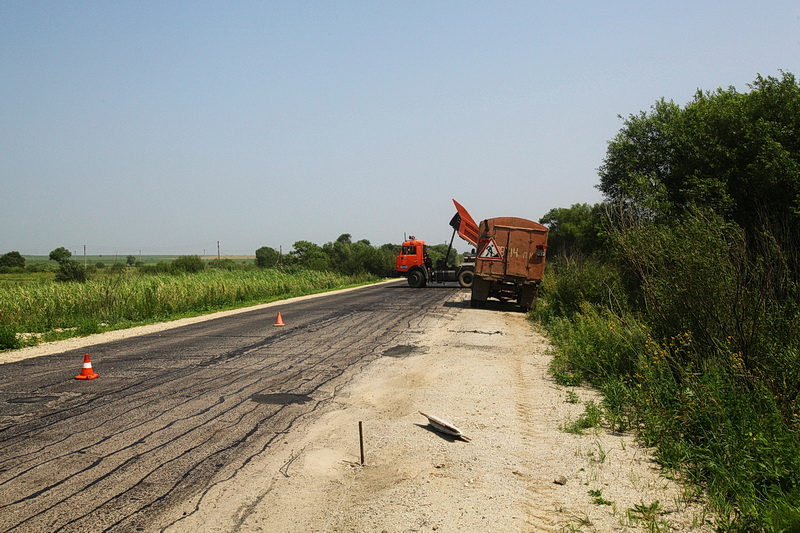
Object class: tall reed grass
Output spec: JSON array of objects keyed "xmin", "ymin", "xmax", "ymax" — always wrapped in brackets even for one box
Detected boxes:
[
  {"xmin": 535, "ymin": 212, "xmax": 800, "ymax": 531},
  {"xmin": 0, "ymin": 269, "xmax": 375, "ymax": 343}
]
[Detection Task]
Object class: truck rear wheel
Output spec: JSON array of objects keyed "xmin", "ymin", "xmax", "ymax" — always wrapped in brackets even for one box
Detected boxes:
[
  {"xmin": 408, "ymin": 270, "xmax": 427, "ymax": 288},
  {"xmin": 457, "ymin": 269, "xmax": 474, "ymax": 288}
]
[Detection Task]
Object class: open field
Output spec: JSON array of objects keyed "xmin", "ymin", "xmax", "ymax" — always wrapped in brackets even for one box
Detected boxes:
[
  {"xmin": 199, "ymin": 255, "xmax": 256, "ymax": 261},
  {"xmin": 0, "ymin": 268, "xmax": 378, "ymax": 349},
  {"xmin": 2, "ymin": 256, "xmax": 260, "ymax": 284}
]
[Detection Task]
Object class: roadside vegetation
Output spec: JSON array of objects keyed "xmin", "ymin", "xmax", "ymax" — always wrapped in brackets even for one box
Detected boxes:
[
  {"xmin": 0, "ymin": 269, "xmax": 376, "ymax": 348},
  {"xmin": 1, "ymin": 233, "xmax": 424, "ymax": 349},
  {"xmin": 535, "ymin": 72, "xmax": 800, "ymax": 532}
]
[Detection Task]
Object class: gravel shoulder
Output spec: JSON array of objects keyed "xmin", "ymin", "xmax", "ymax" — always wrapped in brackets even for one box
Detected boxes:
[{"xmin": 177, "ymin": 291, "xmax": 713, "ymax": 532}]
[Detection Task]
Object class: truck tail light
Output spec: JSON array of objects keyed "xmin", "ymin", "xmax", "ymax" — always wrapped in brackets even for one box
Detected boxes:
[{"xmin": 536, "ymin": 244, "xmax": 547, "ymax": 257}]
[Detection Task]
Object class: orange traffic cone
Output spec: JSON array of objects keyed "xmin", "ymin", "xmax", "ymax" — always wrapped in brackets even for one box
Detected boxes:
[
  {"xmin": 273, "ymin": 312, "xmax": 286, "ymax": 327},
  {"xmin": 75, "ymin": 353, "xmax": 99, "ymax": 380}
]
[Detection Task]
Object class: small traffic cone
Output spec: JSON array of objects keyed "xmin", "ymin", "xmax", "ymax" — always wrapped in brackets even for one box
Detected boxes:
[
  {"xmin": 273, "ymin": 311, "xmax": 286, "ymax": 327},
  {"xmin": 75, "ymin": 353, "xmax": 99, "ymax": 380}
]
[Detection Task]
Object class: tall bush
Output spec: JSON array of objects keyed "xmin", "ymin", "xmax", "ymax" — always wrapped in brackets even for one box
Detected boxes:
[
  {"xmin": 54, "ymin": 260, "xmax": 88, "ymax": 283},
  {"xmin": 0, "ymin": 251, "xmax": 25, "ymax": 268},
  {"xmin": 170, "ymin": 255, "xmax": 205, "ymax": 273},
  {"xmin": 611, "ymin": 208, "xmax": 800, "ymax": 414},
  {"xmin": 537, "ymin": 208, "xmax": 800, "ymax": 530}
]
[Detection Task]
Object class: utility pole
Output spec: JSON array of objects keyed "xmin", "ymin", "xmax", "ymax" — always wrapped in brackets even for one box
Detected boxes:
[
  {"xmin": 217, "ymin": 241, "xmax": 220, "ymax": 261},
  {"xmin": 84, "ymin": 245, "xmax": 87, "ymax": 268}
]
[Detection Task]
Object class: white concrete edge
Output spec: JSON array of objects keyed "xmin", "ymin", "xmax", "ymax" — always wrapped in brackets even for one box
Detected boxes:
[{"xmin": 1, "ymin": 278, "xmax": 402, "ymax": 365}]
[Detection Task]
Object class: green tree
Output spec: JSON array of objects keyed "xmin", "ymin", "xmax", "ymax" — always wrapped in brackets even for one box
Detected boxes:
[
  {"xmin": 323, "ymin": 234, "xmax": 359, "ymax": 273},
  {"xmin": 324, "ymin": 236, "xmax": 394, "ymax": 276},
  {"xmin": 539, "ymin": 73, "xmax": 800, "ymax": 530},
  {"xmin": 255, "ymin": 246, "xmax": 280, "ymax": 268},
  {"xmin": 598, "ymin": 72, "xmax": 800, "ymax": 240},
  {"xmin": 126, "ymin": 255, "xmax": 137, "ymax": 266},
  {"xmin": 54, "ymin": 259, "xmax": 88, "ymax": 282},
  {"xmin": 49, "ymin": 247, "xmax": 72, "ymax": 264},
  {"xmin": 0, "ymin": 251, "xmax": 25, "ymax": 268},
  {"xmin": 427, "ymin": 243, "xmax": 459, "ymax": 268},
  {"xmin": 539, "ymin": 203, "xmax": 606, "ymax": 260},
  {"xmin": 289, "ymin": 241, "xmax": 330, "ymax": 271},
  {"xmin": 48, "ymin": 246, "xmax": 88, "ymax": 282}
]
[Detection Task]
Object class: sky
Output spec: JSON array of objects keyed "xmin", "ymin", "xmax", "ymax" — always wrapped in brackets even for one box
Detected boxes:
[{"xmin": 2, "ymin": 1, "xmax": 799, "ymax": 256}]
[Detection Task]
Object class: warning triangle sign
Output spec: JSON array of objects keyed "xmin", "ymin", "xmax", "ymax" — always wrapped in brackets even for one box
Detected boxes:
[{"xmin": 477, "ymin": 238, "xmax": 503, "ymax": 261}]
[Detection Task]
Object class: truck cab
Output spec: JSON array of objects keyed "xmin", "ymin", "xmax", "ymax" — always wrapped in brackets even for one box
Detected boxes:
[
  {"xmin": 396, "ymin": 236, "xmax": 473, "ymax": 288},
  {"xmin": 395, "ymin": 237, "xmax": 431, "ymax": 287}
]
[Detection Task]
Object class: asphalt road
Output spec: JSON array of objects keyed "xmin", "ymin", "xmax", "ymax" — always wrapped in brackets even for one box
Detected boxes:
[{"xmin": 0, "ymin": 281, "xmax": 464, "ymax": 532}]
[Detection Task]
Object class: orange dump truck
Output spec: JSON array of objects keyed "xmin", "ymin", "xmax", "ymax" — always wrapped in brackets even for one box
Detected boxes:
[
  {"xmin": 398, "ymin": 200, "xmax": 548, "ymax": 310},
  {"xmin": 469, "ymin": 215, "xmax": 549, "ymax": 310}
]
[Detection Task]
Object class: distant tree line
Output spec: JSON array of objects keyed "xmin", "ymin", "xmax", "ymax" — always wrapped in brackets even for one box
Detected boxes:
[
  {"xmin": 255, "ymin": 233, "xmax": 461, "ymax": 277},
  {"xmin": 3, "ymin": 234, "xmax": 452, "ymax": 281},
  {"xmin": 255, "ymin": 233, "xmax": 394, "ymax": 275}
]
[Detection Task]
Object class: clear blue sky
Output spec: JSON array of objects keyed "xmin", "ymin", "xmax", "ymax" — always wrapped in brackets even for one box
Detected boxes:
[{"xmin": 2, "ymin": 1, "xmax": 798, "ymax": 256}]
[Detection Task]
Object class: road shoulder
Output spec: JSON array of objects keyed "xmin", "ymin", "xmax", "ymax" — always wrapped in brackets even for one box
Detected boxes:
[{"xmin": 168, "ymin": 291, "xmax": 713, "ymax": 532}]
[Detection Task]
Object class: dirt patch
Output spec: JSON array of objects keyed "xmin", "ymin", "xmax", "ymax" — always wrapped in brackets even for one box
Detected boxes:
[{"xmin": 166, "ymin": 291, "xmax": 714, "ymax": 532}]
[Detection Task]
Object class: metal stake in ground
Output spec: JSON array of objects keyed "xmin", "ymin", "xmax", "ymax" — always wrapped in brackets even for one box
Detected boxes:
[{"xmin": 359, "ymin": 421, "xmax": 365, "ymax": 466}]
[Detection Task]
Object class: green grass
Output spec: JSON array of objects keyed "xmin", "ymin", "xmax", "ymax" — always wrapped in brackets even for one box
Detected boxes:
[
  {"xmin": 536, "ymin": 296, "xmax": 800, "ymax": 531},
  {"xmin": 0, "ymin": 271, "xmax": 53, "ymax": 284},
  {"xmin": 561, "ymin": 400, "xmax": 604, "ymax": 434},
  {"xmin": 0, "ymin": 268, "xmax": 377, "ymax": 348},
  {"xmin": 588, "ymin": 489, "xmax": 614, "ymax": 506},
  {"xmin": 565, "ymin": 390, "xmax": 580, "ymax": 404},
  {"xmin": 532, "ymin": 225, "xmax": 800, "ymax": 533}
]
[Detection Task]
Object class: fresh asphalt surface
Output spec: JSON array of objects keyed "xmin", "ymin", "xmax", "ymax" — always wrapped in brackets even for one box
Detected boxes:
[{"xmin": 0, "ymin": 280, "xmax": 465, "ymax": 532}]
